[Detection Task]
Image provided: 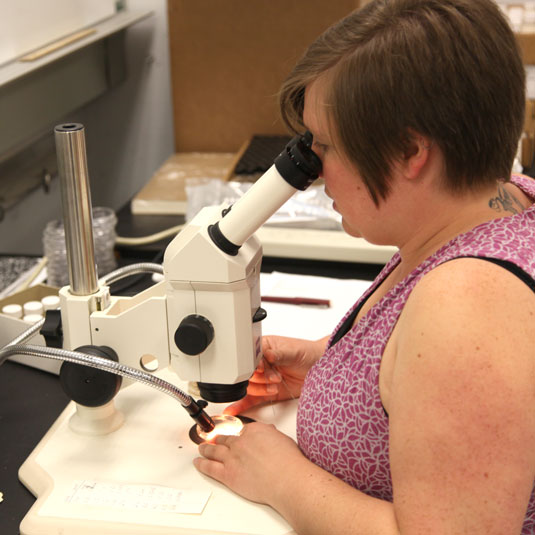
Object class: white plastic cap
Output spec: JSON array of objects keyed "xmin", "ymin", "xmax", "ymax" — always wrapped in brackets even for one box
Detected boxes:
[
  {"xmin": 41, "ymin": 295, "xmax": 60, "ymax": 311},
  {"xmin": 2, "ymin": 303, "xmax": 23, "ymax": 319},
  {"xmin": 23, "ymin": 300, "xmax": 44, "ymax": 316}
]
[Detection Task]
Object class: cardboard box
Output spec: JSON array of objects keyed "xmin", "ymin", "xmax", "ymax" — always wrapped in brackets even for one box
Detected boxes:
[
  {"xmin": 0, "ymin": 283, "xmax": 58, "ymax": 310},
  {"xmin": 0, "ymin": 284, "xmax": 61, "ymax": 374},
  {"xmin": 167, "ymin": 0, "xmax": 361, "ymax": 153},
  {"xmin": 134, "ymin": 2, "xmax": 362, "ymax": 215},
  {"xmin": 517, "ymin": 32, "xmax": 535, "ymax": 65},
  {"xmin": 131, "ymin": 152, "xmax": 235, "ymax": 215}
]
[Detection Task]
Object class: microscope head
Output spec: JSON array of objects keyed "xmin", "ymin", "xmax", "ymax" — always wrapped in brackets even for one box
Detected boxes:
[{"xmin": 164, "ymin": 132, "xmax": 321, "ymax": 403}]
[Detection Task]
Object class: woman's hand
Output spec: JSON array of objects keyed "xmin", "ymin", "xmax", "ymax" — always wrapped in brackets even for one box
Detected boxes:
[
  {"xmin": 194, "ymin": 421, "xmax": 304, "ymax": 505},
  {"xmin": 224, "ymin": 335, "xmax": 328, "ymax": 416}
]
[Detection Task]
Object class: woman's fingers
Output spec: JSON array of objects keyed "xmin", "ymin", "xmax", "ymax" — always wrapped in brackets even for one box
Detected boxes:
[
  {"xmin": 193, "ymin": 456, "xmax": 226, "ymax": 483},
  {"xmin": 213, "ymin": 434, "xmax": 239, "ymax": 446},
  {"xmin": 250, "ymin": 361, "xmax": 282, "ymax": 384},
  {"xmin": 224, "ymin": 381, "xmax": 281, "ymax": 415},
  {"xmin": 224, "ymin": 394, "xmax": 265, "ymax": 416},
  {"xmin": 198, "ymin": 442, "xmax": 228, "ymax": 462},
  {"xmin": 246, "ymin": 381, "xmax": 280, "ymax": 396},
  {"xmin": 194, "ymin": 435, "xmax": 240, "ymax": 483}
]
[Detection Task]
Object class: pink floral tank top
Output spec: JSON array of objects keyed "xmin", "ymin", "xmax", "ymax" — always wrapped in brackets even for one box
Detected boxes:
[{"xmin": 297, "ymin": 175, "xmax": 535, "ymax": 532}]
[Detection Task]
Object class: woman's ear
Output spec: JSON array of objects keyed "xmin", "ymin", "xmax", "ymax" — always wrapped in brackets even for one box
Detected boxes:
[{"xmin": 402, "ymin": 134, "xmax": 433, "ymax": 180}]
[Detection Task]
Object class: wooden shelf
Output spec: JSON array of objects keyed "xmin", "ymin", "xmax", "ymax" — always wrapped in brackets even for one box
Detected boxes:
[
  {"xmin": 0, "ymin": 10, "xmax": 152, "ymax": 161},
  {"xmin": 0, "ymin": 10, "xmax": 151, "ymax": 87}
]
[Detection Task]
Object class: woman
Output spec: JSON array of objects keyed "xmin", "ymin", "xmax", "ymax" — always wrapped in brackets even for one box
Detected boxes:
[{"xmin": 194, "ymin": 0, "xmax": 535, "ymax": 532}]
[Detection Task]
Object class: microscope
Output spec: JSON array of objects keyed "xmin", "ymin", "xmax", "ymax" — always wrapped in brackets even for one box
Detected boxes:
[
  {"xmin": 28, "ymin": 124, "xmax": 322, "ymax": 437},
  {"xmin": 0, "ymin": 126, "xmax": 322, "ymax": 534}
]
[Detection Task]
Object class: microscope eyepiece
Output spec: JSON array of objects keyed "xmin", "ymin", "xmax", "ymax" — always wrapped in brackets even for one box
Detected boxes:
[
  {"xmin": 208, "ymin": 131, "xmax": 323, "ymax": 255},
  {"xmin": 274, "ymin": 131, "xmax": 322, "ymax": 191}
]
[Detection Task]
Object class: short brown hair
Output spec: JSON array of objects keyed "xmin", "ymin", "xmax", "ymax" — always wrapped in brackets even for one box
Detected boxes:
[{"xmin": 280, "ymin": 0, "xmax": 526, "ymax": 203}]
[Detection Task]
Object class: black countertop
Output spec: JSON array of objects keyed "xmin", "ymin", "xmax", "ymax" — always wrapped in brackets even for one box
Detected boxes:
[{"xmin": 0, "ymin": 361, "xmax": 69, "ymax": 534}]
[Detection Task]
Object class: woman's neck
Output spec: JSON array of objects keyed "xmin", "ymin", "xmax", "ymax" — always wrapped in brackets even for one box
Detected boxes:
[{"xmin": 393, "ymin": 180, "xmax": 531, "ymax": 279}]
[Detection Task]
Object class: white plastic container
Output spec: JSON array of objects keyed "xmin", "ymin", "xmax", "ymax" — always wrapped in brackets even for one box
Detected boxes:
[
  {"xmin": 2, "ymin": 303, "xmax": 23, "ymax": 319},
  {"xmin": 41, "ymin": 295, "xmax": 60, "ymax": 311},
  {"xmin": 23, "ymin": 300, "xmax": 43, "ymax": 317}
]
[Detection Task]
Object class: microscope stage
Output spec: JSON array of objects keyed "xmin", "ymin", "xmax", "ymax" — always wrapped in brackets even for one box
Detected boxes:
[{"xmin": 18, "ymin": 369, "xmax": 297, "ymax": 535}]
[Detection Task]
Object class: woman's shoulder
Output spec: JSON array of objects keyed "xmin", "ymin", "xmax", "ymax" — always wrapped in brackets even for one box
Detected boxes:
[
  {"xmin": 399, "ymin": 257, "xmax": 535, "ymax": 348},
  {"xmin": 394, "ymin": 255, "xmax": 535, "ymax": 413},
  {"xmin": 410, "ymin": 255, "xmax": 535, "ymax": 304},
  {"xmin": 511, "ymin": 173, "xmax": 535, "ymax": 199}
]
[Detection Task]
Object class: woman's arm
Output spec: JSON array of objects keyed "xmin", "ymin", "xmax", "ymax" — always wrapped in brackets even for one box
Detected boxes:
[
  {"xmin": 388, "ymin": 258, "xmax": 535, "ymax": 534},
  {"xmin": 198, "ymin": 333, "xmax": 401, "ymax": 534},
  {"xmin": 194, "ymin": 422, "xmax": 400, "ymax": 535},
  {"xmin": 196, "ymin": 258, "xmax": 535, "ymax": 534}
]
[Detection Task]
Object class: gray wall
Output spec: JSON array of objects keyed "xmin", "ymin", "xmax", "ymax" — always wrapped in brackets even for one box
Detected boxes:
[{"xmin": 0, "ymin": 0, "xmax": 175, "ymax": 255}]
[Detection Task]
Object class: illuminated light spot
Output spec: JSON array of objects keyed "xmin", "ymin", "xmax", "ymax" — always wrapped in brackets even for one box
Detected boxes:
[
  {"xmin": 189, "ymin": 415, "xmax": 254, "ymax": 444},
  {"xmin": 198, "ymin": 415, "xmax": 243, "ymax": 442}
]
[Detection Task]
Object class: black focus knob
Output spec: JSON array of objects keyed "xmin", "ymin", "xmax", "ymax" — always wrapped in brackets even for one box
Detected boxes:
[
  {"xmin": 60, "ymin": 345, "xmax": 121, "ymax": 407},
  {"xmin": 174, "ymin": 314, "xmax": 214, "ymax": 355}
]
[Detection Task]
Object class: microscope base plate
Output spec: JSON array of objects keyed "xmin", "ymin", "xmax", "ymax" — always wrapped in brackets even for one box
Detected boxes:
[{"xmin": 18, "ymin": 369, "xmax": 297, "ymax": 535}]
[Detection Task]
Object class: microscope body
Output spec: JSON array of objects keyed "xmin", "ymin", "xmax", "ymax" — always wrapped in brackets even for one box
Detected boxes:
[{"xmin": 164, "ymin": 205, "xmax": 264, "ymax": 401}]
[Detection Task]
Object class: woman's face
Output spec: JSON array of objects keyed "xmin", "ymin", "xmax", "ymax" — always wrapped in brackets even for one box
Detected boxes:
[{"xmin": 303, "ymin": 78, "xmax": 386, "ymax": 242}]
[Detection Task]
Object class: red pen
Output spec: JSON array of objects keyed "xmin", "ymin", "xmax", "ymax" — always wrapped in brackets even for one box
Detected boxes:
[{"xmin": 261, "ymin": 296, "xmax": 331, "ymax": 307}]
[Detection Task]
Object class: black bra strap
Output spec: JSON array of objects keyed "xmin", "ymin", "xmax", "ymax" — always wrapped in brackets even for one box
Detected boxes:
[
  {"xmin": 330, "ymin": 255, "xmax": 535, "ymax": 349},
  {"xmin": 329, "ymin": 304, "xmax": 361, "ymax": 348},
  {"xmin": 451, "ymin": 256, "xmax": 535, "ymax": 293}
]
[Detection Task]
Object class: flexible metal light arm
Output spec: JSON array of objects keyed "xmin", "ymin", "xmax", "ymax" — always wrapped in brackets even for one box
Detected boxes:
[{"xmin": 0, "ymin": 343, "xmax": 214, "ymax": 432}]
